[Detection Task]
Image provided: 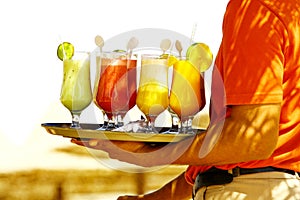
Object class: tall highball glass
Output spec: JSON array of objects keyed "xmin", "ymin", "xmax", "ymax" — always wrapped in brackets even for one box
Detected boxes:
[
  {"xmin": 94, "ymin": 51, "xmax": 137, "ymax": 130},
  {"xmin": 60, "ymin": 51, "xmax": 93, "ymax": 128},
  {"xmin": 136, "ymin": 54, "xmax": 169, "ymax": 133},
  {"xmin": 169, "ymin": 57, "xmax": 205, "ymax": 133}
]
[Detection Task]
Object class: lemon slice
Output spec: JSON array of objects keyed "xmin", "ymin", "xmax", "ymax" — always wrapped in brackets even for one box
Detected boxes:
[
  {"xmin": 160, "ymin": 54, "xmax": 178, "ymax": 66},
  {"xmin": 186, "ymin": 43, "xmax": 213, "ymax": 72},
  {"xmin": 57, "ymin": 42, "xmax": 74, "ymax": 61}
]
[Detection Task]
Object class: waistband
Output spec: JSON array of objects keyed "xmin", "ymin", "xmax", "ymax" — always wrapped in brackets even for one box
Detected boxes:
[{"xmin": 192, "ymin": 166, "xmax": 299, "ymax": 199}]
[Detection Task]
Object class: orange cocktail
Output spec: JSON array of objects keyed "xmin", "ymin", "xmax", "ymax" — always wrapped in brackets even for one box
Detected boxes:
[{"xmin": 94, "ymin": 52, "xmax": 137, "ymax": 129}]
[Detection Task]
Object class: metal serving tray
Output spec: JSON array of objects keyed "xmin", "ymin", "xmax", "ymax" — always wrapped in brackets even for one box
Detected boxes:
[{"xmin": 41, "ymin": 123, "xmax": 204, "ymax": 143}]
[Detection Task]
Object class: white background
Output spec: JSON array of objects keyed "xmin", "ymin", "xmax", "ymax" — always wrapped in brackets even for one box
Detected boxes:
[{"xmin": 0, "ymin": 0, "xmax": 228, "ymax": 148}]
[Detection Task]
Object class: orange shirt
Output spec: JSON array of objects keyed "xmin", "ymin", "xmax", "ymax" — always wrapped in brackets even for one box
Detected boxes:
[{"xmin": 186, "ymin": 0, "xmax": 300, "ymax": 185}]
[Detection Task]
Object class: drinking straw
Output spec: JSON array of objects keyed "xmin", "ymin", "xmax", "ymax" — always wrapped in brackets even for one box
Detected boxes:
[{"xmin": 190, "ymin": 23, "xmax": 198, "ymax": 44}]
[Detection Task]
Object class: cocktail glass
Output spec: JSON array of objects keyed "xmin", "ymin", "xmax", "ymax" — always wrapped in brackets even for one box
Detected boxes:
[
  {"xmin": 94, "ymin": 51, "xmax": 137, "ymax": 130},
  {"xmin": 169, "ymin": 57, "xmax": 205, "ymax": 133},
  {"xmin": 136, "ymin": 54, "xmax": 169, "ymax": 133},
  {"xmin": 60, "ymin": 51, "xmax": 92, "ymax": 128}
]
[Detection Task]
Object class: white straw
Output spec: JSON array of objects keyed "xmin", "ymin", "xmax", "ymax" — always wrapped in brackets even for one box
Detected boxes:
[{"xmin": 190, "ymin": 23, "xmax": 198, "ymax": 44}]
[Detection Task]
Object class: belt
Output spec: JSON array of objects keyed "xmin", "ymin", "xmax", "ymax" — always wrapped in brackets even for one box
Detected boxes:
[{"xmin": 192, "ymin": 166, "xmax": 298, "ymax": 199}]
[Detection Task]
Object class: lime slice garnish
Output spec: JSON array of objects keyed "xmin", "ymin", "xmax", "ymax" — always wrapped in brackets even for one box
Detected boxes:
[
  {"xmin": 186, "ymin": 43, "xmax": 213, "ymax": 72},
  {"xmin": 57, "ymin": 42, "xmax": 74, "ymax": 61},
  {"xmin": 160, "ymin": 54, "xmax": 178, "ymax": 66}
]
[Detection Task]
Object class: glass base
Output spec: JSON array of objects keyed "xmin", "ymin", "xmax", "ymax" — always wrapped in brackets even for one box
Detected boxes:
[
  {"xmin": 70, "ymin": 112, "xmax": 82, "ymax": 129},
  {"xmin": 135, "ymin": 115, "xmax": 158, "ymax": 133},
  {"xmin": 180, "ymin": 116, "xmax": 195, "ymax": 134},
  {"xmin": 97, "ymin": 114, "xmax": 117, "ymax": 131}
]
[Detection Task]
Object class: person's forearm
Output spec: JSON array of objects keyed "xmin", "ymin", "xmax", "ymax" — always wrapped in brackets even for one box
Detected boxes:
[
  {"xmin": 171, "ymin": 104, "xmax": 280, "ymax": 166},
  {"xmin": 142, "ymin": 172, "xmax": 192, "ymax": 200}
]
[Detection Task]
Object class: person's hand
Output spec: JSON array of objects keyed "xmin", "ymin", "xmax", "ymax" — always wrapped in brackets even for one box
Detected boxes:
[{"xmin": 71, "ymin": 138, "xmax": 172, "ymax": 167}]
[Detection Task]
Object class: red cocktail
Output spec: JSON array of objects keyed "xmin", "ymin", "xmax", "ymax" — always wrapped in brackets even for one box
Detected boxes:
[{"xmin": 94, "ymin": 52, "xmax": 137, "ymax": 129}]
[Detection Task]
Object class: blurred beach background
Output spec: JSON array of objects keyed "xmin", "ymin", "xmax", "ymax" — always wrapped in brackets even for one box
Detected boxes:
[{"xmin": 0, "ymin": 0, "xmax": 228, "ymax": 199}]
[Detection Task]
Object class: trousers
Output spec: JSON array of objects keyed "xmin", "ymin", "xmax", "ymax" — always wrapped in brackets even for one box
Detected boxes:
[{"xmin": 194, "ymin": 171, "xmax": 300, "ymax": 200}]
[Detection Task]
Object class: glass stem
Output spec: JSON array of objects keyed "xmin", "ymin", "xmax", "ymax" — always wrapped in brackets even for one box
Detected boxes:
[
  {"xmin": 102, "ymin": 112, "xmax": 108, "ymax": 129},
  {"xmin": 181, "ymin": 120, "xmax": 188, "ymax": 133},
  {"xmin": 106, "ymin": 115, "xmax": 117, "ymax": 130},
  {"xmin": 147, "ymin": 115, "xmax": 158, "ymax": 133},
  {"xmin": 71, "ymin": 112, "xmax": 81, "ymax": 129},
  {"xmin": 180, "ymin": 116, "xmax": 194, "ymax": 134},
  {"xmin": 116, "ymin": 113, "xmax": 125, "ymax": 128},
  {"xmin": 170, "ymin": 114, "xmax": 179, "ymax": 132}
]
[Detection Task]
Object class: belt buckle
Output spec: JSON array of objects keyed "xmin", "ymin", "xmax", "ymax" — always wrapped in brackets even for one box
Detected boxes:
[
  {"xmin": 229, "ymin": 167, "xmax": 241, "ymax": 177},
  {"xmin": 192, "ymin": 173, "xmax": 201, "ymax": 199}
]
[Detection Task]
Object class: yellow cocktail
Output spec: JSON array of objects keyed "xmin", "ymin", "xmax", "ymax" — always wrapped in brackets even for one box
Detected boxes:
[
  {"xmin": 169, "ymin": 58, "xmax": 205, "ymax": 133},
  {"xmin": 136, "ymin": 55, "xmax": 169, "ymax": 132}
]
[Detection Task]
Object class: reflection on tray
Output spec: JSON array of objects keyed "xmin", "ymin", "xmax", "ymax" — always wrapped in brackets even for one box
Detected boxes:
[{"xmin": 41, "ymin": 123, "xmax": 205, "ymax": 143}]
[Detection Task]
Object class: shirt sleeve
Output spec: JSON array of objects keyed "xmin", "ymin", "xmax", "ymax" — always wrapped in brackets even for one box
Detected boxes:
[{"xmin": 220, "ymin": 0, "xmax": 286, "ymax": 105}]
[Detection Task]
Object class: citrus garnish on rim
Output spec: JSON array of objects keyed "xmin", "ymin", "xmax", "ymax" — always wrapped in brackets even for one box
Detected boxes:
[
  {"xmin": 160, "ymin": 54, "xmax": 178, "ymax": 66},
  {"xmin": 186, "ymin": 42, "xmax": 213, "ymax": 72},
  {"xmin": 57, "ymin": 42, "xmax": 74, "ymax": 61}
]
